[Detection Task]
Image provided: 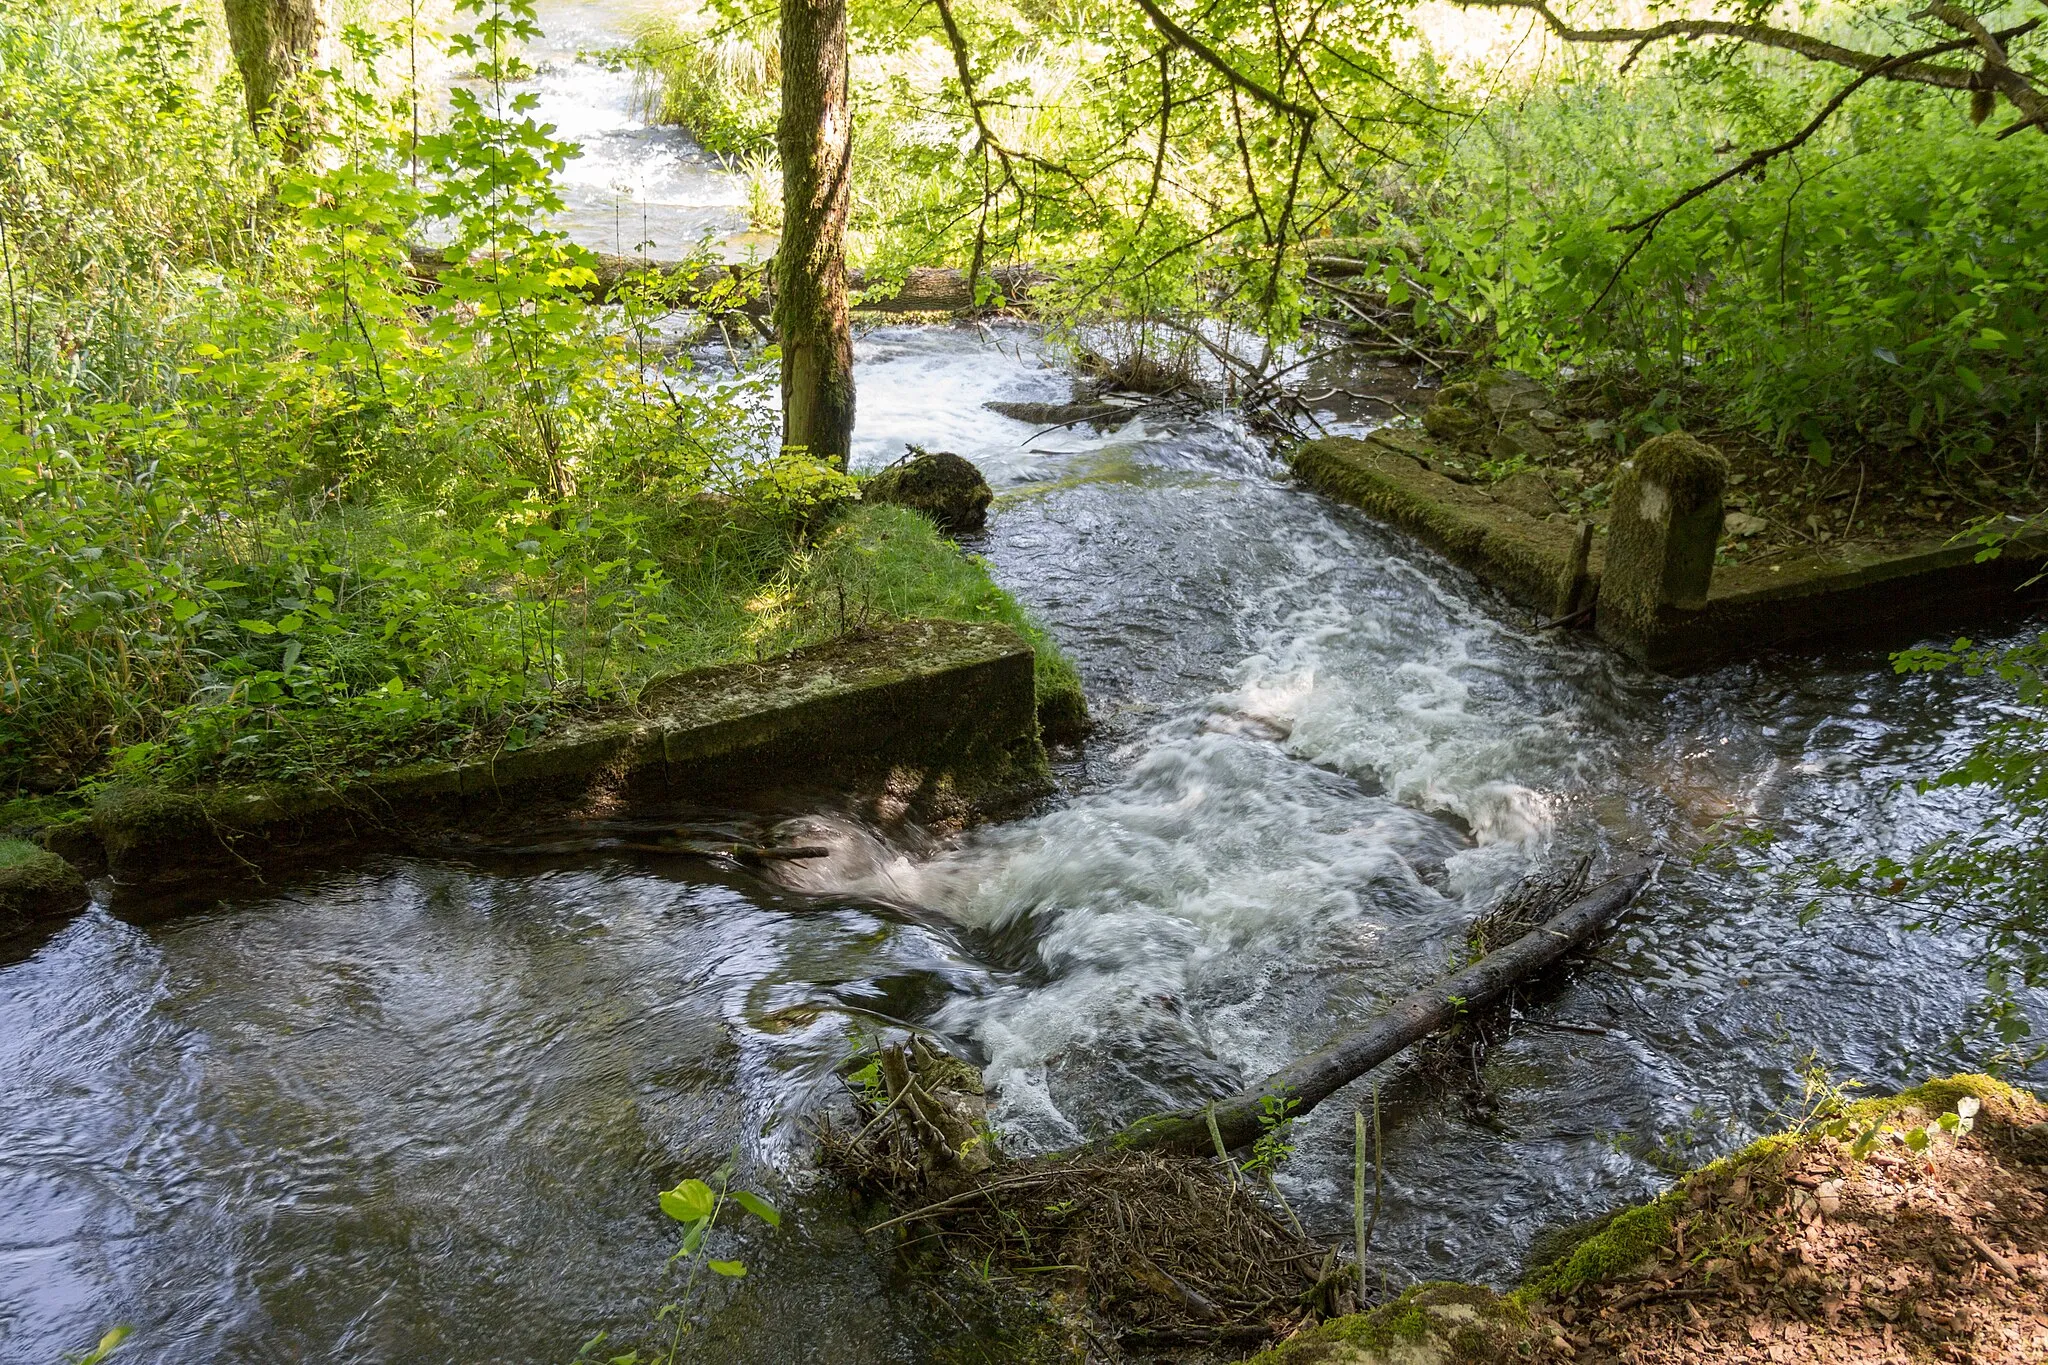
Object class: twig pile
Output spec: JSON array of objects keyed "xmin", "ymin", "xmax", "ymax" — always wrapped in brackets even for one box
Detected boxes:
[
  {"xmin": 1418, "ymin": 854, "xmax": 1595, "ymax": 1108},
  {"xmin": 823, "ymin": 1132, "xmax": 1329, "ymax": 1355}
]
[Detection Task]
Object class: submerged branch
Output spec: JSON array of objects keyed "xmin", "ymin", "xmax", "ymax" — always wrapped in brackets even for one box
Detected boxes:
[{"xmin": 1110, "ymin": 857, "xmax": 1657, "ymax": 1154}]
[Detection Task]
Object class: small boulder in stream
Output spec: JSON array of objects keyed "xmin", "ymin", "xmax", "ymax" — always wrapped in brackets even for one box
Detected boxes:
[
  {"xmin": 0, "ymin": 839, "xmax": 89, "ymax": 931},
  {"xmin": 862, "ymin": 446, "xmax": 993, "ymax": 535}
]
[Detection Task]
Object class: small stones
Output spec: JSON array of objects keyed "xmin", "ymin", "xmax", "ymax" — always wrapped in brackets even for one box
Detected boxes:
[{"xmin": 1493, "ymin": 469, "xmax": 1564, "ymax": 518}]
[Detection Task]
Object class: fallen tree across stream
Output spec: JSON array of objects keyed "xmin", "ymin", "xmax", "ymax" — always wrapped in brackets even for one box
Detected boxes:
[
  {"xmin": 1110, "ymin": 855, "xmax": 1658, "ymax": 1155},
  {"xmin": 825, "ymin": 855, "xmax": 1660, "ymax": 1351}
]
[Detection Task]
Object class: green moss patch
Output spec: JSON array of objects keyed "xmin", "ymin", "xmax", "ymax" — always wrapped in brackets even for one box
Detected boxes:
[
  {"xmin": 1518, "ymin": 1193, "xmax": 1678, "ymax": 1301},
  {"xmin": 1247, "ymin": 1283, "xmax": 1529, "ymax": 1365}
]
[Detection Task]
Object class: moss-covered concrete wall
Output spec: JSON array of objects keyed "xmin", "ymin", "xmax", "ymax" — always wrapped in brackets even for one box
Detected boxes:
[
  {"xmin": 1294, "ymin": 429, "xmax": 2046, "ymax": 673},
  {"xmin": 86, "ymin": 618, "xmax": 1048, "ymax": 882},
  {"xmin": 1291, "ymin": 434, "xmax": 1598, "ymax": 619}
]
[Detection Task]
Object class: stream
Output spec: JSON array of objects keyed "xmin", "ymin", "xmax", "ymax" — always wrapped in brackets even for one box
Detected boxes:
[{"xmin": 3, "ymin": 9, "xmax": 2043, "ymax": 1362}]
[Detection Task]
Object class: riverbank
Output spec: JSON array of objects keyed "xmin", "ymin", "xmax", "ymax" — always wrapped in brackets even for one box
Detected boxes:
[
  {"xmin": 1251, "ymin": 1074, "xmax": 2048, "ymax": 1364},
  {"xmin": 3, "ymin": 500, "xmax": 1086, "ymax": 857}
]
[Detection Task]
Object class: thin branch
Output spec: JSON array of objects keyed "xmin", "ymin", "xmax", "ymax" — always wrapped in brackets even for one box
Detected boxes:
[{"xmin": 1129, "ymin": 0, "xmax": 1317, "ymax": 123}]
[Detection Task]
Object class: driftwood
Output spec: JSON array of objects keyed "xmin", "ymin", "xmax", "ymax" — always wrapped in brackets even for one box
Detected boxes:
[
  {"xmin": 1111, "ymin": 856, "xmax": 1657, "ymax": 1154},
  {"xmin": 402, "ymin": 244, "xmax": 1045, "ymax": 313}
]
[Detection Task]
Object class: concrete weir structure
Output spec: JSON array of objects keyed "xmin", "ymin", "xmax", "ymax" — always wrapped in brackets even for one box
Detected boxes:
[
  {"xmin": 69, "ymin": 618, "xmax": 1049, "ymax": 886},
  {"xmin": 1291, "ymin": 430, "xmax": 2045, "ymax": 673}
]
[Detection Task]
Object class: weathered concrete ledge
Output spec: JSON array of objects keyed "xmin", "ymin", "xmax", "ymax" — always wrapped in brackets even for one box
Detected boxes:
[
  {"xmin": 84, "ymin": 618, "xmax": 1049, "ymax": 883},
  {"xmin": 1291, "ymin": 431, "xmax": 1600, "ymax": 619},
  {"xmin": 1293, "ymin": 430, "xmax": 2047, "ymax": 673},
  {"xmin": 1628, "ymin": 529, "xmax": 2048, "ymax": 672}
]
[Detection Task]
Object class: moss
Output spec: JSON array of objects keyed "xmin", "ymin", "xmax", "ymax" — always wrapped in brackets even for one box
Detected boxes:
[
  {"xmin": 1518, "ymin": 1192, "xmax": 1678, "ymax": 1301},
  {"xmin": 1597, "ymin": 432, "xmax": 1727, "ymax": 658},
  {"xmin": 0, "ymin": 840, "xmax": 89, "ymax": 926},
  {"xmin": 1629, "ymin": 431, "xmax": 1728, "ymax": 506},
  {"xmin": 1842, "ymin": 1072, "xmax": 2033, "ymax": 1125},
  {"xmin": 1247, "ymin": 1284, "xmax": 1527, "ymax": 1365}
]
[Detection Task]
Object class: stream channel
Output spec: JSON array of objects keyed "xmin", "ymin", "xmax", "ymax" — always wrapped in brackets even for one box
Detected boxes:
[{"xmin": 2, "ymin": 5, "xmax": 2043, "ymax": 1361}]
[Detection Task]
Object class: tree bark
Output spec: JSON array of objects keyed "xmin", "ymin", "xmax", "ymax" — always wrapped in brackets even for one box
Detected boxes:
[
  {"xmin": 774, "ymin": 0, "xmax": 856, "ymax": 468},
  {"xmin": 1110, "ymin": 858, "xmax": 1657, "ymax": 1155},
  {"xmin": 221, "ymin": 0, "xmax": 329, "ymax": 144}
]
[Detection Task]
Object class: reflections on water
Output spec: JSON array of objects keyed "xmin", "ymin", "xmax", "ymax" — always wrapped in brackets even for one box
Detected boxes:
[{"xmin": 4, "ymin": 256, "xmax": 2042, "ymax": 1365}]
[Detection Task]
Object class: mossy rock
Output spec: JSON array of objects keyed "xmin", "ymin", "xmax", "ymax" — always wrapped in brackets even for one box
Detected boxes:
[
  {"xmin": 1422, "ymin": 384, "xmax": 1486, "ymax": 443},
  {"xmin": 864, "ymin": 449, "xmax": 994, "ymax": 534},
  {"xmin": 0, "ymin": 837, "xmax": 89, "ymax": 928},
  {"xmin": 1470, "ymin": 370, "xmax": 1548, "ymax": 416},
  {"xmin": 91, "ymin": 783, "xmax": 221, "ymax": 873},
  {"xmin": 1246, "ymin": 1284, "xmax": 1531, "ymax": 1365}
]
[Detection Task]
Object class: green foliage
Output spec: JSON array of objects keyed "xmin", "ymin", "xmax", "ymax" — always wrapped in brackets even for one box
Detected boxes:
[
  {"xmin": 1240, "ymin": 1091, "xmax": 1299, "ymax": 1178},
  {"xmin": 630, "ymin": 0, "xmax": 1438, "ymax": 347},
  {"xmin": 66, "ymin": 1326, "xmax": 133, "ymax": 1365},
  {"xmin": 5, "ymin": 0, "xmax": 1091, "ymax": 798},
  {"xmin": 631, "ymin": 14, "xmax": 778, "ymax": 160},
  {"xmin": 1352, "ymin": 24, "xmax": 2047, "ymax": 469},
  {"xmin": 0, "ymin": 835, "xmax": 40, "ymax": 869}
]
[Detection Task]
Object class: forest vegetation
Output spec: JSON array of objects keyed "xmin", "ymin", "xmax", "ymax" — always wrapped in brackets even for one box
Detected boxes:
[
  {"xmin": 0, "ymin": 0, "xmax": 1073, "ymax": 810},
  {"xmin": 0, "ymin": 0, "xmax": 2037, "ymax": 1013}
]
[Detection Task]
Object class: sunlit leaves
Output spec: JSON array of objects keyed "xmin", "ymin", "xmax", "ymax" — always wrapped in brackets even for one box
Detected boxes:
[{"xmin": 660, "ymin": 1179, "xmax": 717, "ymax": 1223}]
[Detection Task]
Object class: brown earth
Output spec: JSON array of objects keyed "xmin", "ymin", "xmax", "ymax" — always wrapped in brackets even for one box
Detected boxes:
[
  {"xmin": 1523, "ymin": 1082, "xmax": 2048, "ymax": 1364},
  {"xmin": 1247, "ymin": 1077, "xmax": 2048, "ymax": 1365}
]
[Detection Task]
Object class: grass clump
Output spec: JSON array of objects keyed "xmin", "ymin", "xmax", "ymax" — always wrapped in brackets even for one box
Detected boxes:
[{"xmin": 0, "ymin": 837, "xmax": 44, "ymax": 870}]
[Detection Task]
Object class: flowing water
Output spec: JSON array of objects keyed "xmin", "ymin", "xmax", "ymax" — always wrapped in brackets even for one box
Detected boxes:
[{"xmin": 3, "ymin": 14, "xmax": 2043, "ymax": 1364}]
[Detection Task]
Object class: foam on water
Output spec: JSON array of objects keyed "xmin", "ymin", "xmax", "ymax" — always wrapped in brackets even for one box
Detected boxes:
[{"xmin": 769, "ymin": 327, "xmax": 1652, "ymax": 1145}]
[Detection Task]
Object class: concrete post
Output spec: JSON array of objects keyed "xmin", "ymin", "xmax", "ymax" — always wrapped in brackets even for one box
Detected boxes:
[{"xmin": 1595, "ymin": 432, "xmax": 1727, "ymax": 668}]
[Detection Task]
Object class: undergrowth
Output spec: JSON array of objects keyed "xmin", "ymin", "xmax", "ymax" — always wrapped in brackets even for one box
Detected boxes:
[{"xmin": 0, "ymin": 0, "xmax": 1073, "ymax": 805}]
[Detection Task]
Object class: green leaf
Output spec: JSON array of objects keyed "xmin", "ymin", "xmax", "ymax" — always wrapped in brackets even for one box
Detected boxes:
[
  {"xmin": 238, "ymin": 618, "xmax": 277, "ymax": 635},
  {"xmin": 1903, "ymin": 1127, "xmax": 1930, "ymax": 1152},
  {"xmin": 708, "ymin": 1259, "xmax": 747, "ymax": 1278},
  {"xmin": 729, "ymin": 1190, "xmax": 780, "ymax": 1227},
  {"xmin": 77, "ymin": 1326, "xmax": 133, "ymax": 1365},
  {"xmin": 661, "ymin": 1178, "xmax": 716, "ymax": 1223},
  {"xmin": 1955, "ymin": 364, "xmax": 1984, "ymax": 394}
]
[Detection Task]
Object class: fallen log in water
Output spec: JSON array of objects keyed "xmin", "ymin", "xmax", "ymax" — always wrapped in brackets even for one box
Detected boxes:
[
  {"xmin": 1110, "ymin": 856, "xmax": 1657, "ymax": 1155},
  {"xmin": 403, "ymin": 244, "xmax": 1045, "ymax": 312}
]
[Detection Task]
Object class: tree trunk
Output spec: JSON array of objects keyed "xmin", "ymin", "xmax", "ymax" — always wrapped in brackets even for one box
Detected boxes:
[
  {"xmin": 1111, "ymin": 858, "xmax": 1657, "ymax": 1154},
  {"xmin": 221, "ymin": 0, "xmax": 328, "ymax": 145},
  {"xmin": 773, "ymin": 0, "xmax": 856, "ymax": 468}
]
